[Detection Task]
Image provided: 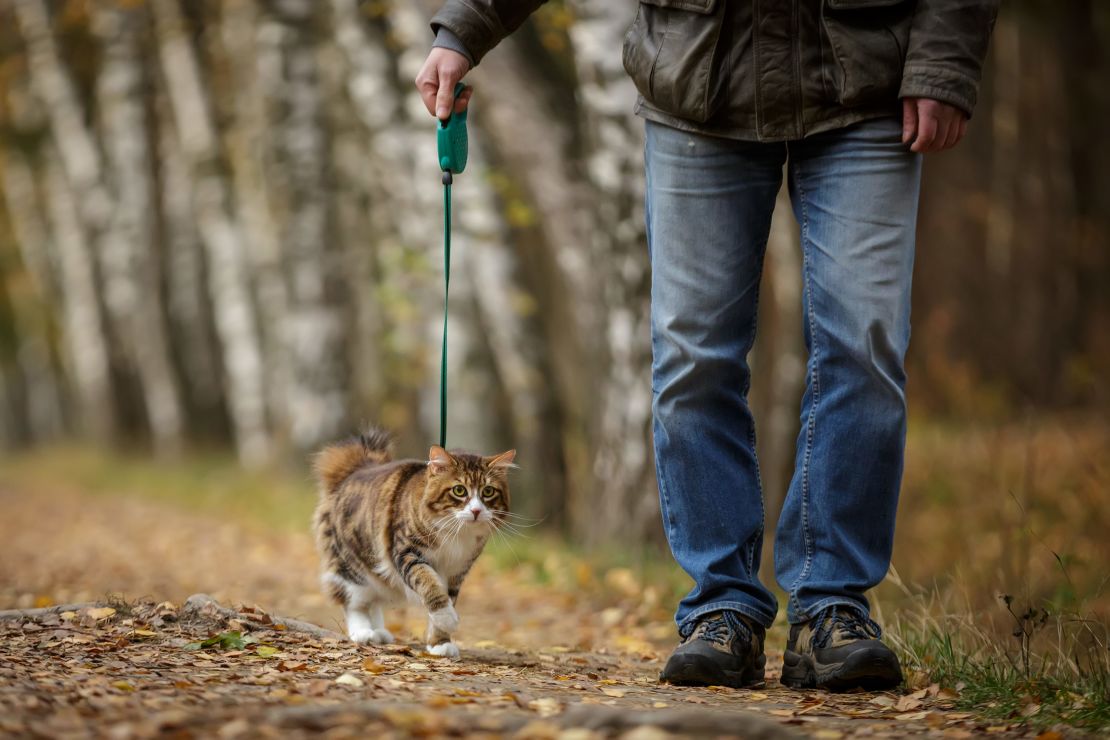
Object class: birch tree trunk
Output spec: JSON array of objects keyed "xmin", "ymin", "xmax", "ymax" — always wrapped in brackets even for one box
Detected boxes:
[
  {"xmin": 258, "ymin": 0, "xmax": 349, "ymax": 450},
  {"xmin": 92, "ymin": 1, "xmax": 184, "ymax": 454},
  {"xmin": 43, "ymin": 150, "xmax": 117, "ymax": 439},
  {"xmin": 565, "ymin": 0, "xmax": 656, "ymax": 542},
  {"xmin": 12, "ymin": 0, "xmax": 119, "ymax": 441},
  {"xmin": 150, "ymin": 0, "xmax": 271, "ymax": 464},
  {"xmin": 218, "ymin": 0, "xmax": 292, "ymax": 437},
  {"xmin": 154, "ymin": 87, "xmax": 226, "ymax": 434}
]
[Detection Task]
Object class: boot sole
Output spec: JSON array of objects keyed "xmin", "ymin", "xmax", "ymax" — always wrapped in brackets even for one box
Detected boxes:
[
  {"xmin": 781, "ymin": 646, "xmax": 902, "ymax": 692},
  {"xmin": 660, "ymin": 652, "xmax": 767, "ymax": 689}
]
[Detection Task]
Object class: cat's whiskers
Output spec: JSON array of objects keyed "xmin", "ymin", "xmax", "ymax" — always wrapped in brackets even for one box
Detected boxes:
[{"xmin": 488, "ymin": 517, "xmax": 531, "ymax": 540}]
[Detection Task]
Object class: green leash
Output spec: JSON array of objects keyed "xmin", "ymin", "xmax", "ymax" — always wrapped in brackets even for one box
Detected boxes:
[{"xmin": 436, "ymin": 83, "xmax": 468, "ymax": 448}]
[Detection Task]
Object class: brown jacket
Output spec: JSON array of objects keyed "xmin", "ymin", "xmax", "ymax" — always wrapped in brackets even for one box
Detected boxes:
[{"xmin": 430, "ymin": 0, "xmax": 998, "ymax": 142}]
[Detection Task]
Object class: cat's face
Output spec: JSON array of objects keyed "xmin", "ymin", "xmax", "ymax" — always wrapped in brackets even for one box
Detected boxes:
[{"xmin": 424, "ymin": 446, "xmax": 515, "ymax": 532}]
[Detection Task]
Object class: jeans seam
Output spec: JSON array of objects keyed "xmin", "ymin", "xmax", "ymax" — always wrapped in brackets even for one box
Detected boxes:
[
  {"xmin": 743, "ymin": 240, "xmax": 770, "ymax": 576},
  {"xmin": 789, "ymin": 158, "xmax": 819, "ymax": 613}
]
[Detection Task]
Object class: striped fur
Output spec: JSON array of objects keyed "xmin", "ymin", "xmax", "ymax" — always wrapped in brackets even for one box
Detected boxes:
[{"xmin": 312, "ymin": 429, "xmax": 515, "ymax": 655}]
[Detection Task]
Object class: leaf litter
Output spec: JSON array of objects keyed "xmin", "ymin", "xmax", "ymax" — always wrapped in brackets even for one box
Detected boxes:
[{"xmin": 0, "ymin": 486, "xmax": 1037, "ymax": 738}]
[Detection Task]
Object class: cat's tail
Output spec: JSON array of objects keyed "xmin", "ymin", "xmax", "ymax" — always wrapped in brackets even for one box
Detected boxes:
[{"xmin": 313, "ymin": 427, "xmax": 393, "ymax": 494}]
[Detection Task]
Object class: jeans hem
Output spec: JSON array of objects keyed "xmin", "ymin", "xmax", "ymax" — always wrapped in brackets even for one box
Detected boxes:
[
  {"xmin": 787, "ymin": 595, "xmax": 871, "ymax": 625},
  {"xmin": 679, "ymin": 601, "xmax": 777, "ymax": 632}
]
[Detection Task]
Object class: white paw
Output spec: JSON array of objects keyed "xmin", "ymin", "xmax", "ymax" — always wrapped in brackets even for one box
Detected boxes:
[
  {"xmin": 426, "ymin": 641, "xmax": 460, "ymax": 659},
  {"xmin": 429, "ymin": 605, "xmax": 459, "ymax": 633},
  {"xmin": 349, "ymin": 626, "xmax": 394, "ymax": 645}
]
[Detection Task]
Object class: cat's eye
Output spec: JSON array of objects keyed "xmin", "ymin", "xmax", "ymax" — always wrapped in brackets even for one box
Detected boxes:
[
  {"xmin": 450, "ymin": 484, "xmax": 468, "ymax": 499},
  {"xmin": 481, "ymin": 486, "xmax": 497, "ymax": 500}
]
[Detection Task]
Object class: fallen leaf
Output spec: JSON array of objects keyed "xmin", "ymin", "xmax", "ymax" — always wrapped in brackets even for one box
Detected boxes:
[
  {"xmin": 84, "ymin": 607, "xmax": 116, "ymax": 621},
  {"xmin": 361, "ymin": 659, "xmax": 389, "ymax": 674},
  {"xmin": 334, "ymin": 672, "xmax": 363, "ymax": 688},
  {"xmin": 895, "ymin": 711, "xmax": 928, "ymax": 721},
  {"xmin": 528, "ymin": 697, "xmax": 562, "ymax": 717},
  {"xmin": 894, "ymin": 695, "xmax": 923, "ymax": 712},
  {"xmin": 600, "ymin": 688, "xmax": 626, "ymax": 697}
]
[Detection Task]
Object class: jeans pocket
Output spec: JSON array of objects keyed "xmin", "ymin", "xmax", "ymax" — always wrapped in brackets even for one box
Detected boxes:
[
  {"xmin": 819, "ymin": 0, "xmax": 913, "ymax": 106},
  {"xmin": 622, "ymin": 0, "xmax": 727, "ymax": 124}
]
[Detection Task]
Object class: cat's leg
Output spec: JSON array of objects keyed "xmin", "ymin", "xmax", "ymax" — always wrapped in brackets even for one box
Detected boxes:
[
  {"xmin": 394, "ymin": 549, "xmax": 459, "ymax": 649},
  {"xmin": 339, "ymin": 578, "xmax": 394, "ymax": 645},
  {"xmin": 425, "ymin": 619, "xmax": 459, "ymax": 658}
]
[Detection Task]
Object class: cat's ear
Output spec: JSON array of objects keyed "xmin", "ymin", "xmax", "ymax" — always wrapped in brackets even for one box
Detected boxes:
[
  {"xmin": 487, "ymin": 449, "xmax": 517, "ymax": 469},
  {"xmin": 428, "ymin": 446, "xmax": 454, "ymax": 473}
]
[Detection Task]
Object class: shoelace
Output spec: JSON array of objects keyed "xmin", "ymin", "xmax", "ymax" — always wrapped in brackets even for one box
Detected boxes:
[
  {"xmin": 679, "ymin": 610, "xmax": 753, "ymax": 648},
  {"xmin": 811, "ymin": 606, "xmax": 882, "ymax": 648}
]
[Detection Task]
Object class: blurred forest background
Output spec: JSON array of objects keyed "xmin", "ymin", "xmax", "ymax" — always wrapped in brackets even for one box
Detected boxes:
[{"xmin": 0, "ymin": 0, "xmax": 1106, "ymax": 615}]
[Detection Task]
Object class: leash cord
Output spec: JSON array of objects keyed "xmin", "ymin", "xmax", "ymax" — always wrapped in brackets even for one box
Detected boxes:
[{"xmin": 439, "ymin": 171, "xmax": 452, "ymax": 448}]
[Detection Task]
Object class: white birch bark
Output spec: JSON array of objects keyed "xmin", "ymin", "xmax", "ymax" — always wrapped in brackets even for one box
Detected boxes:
[
  {"xmin": 218, "ymin": 1, "xmax": 293, "ymax": 435},
  {"xmin": 92, "ymin": 1, "xmax": 185, "ymax": 454},
  {"xmin": 12, "ymin": 0, "xmax": 118, "ymax": 440},
  {"xmin": 565, "ymin": 0, "xmax": 656, "ymax": 541},
  {"xmin": 154, "ymin": 87, "xmax": 224, "ymax": 419},
  {"xmin": 150, "ymin": 0, "xmax": 271, "ymax": 464},
  {"xmin": 43, "ymin": 150, "xmax": 117, "ymax": 439},
  {"xmin": 257, "ymin": 0, "xmax": 349, "ymax": 449}
]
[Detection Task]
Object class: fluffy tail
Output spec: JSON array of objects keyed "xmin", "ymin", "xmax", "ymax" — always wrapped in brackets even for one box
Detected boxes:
[{"xmin": 313, "ymin": 427, "xmax": 393, "ymax": 494}]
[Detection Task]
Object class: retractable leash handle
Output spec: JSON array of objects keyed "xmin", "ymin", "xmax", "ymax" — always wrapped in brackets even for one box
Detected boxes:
[
  {"xmin": 436, "ymin": 83, "xmax": 468, "ymax": 448},
  {"xmin": 437, "ymin": 82, "xmax": 469, "ymax": 177}
]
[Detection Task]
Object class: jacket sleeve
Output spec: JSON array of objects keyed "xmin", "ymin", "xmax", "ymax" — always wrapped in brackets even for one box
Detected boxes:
[
  {"xmin": 430, "ymin": 0, "xmax": 549, "ymax": 66},
  {"xmin": 898, "ymin": 0, "xmax": 1000, "ymax": 117}
]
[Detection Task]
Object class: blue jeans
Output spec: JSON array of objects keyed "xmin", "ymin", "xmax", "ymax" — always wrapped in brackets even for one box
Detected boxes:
[{"xmin": 646, "ymin": 117, "xmax": 921, "ymax": 630}]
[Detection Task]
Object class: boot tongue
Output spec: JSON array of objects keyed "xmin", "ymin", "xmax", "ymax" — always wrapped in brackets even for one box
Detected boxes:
[{"xmin": 818, "ymin": 608, "xmax": 881, "ymax": 647}]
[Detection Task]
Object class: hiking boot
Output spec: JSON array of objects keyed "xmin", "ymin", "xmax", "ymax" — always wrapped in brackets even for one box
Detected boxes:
[
  {"xmin": 781, "ymin": 606, "xmax": 903, "ymax": 691},
  {"xmin": 659, "ymin": 610, "xmax": 766, "ymax": 688}
]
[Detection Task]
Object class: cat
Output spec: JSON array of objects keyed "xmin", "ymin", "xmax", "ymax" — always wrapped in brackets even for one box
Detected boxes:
[{"xmin": 312, "ymin": 428, "xmax": 515, "ymax": 658}]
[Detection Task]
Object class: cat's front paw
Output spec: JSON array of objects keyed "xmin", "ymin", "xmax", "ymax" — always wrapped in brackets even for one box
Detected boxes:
[
  {"xmin": 426, "ymin": 641, "xmax": 460, "ymax": 659},
  {"xmin": 349, "ymin": 626, "xmax": 394, "ymax": 645},
  {"xmin": 428, "ymin": 604, "xmax": 459, "ymax": 633}
]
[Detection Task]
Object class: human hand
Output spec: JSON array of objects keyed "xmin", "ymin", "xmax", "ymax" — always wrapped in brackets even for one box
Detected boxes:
[
  {"xmin": 901, "ymin": 97, "xmax": 968, "ymax": 153},
  {"xmin": 415, "ymin": 47, "xmax": 473, "ymax": 120}
]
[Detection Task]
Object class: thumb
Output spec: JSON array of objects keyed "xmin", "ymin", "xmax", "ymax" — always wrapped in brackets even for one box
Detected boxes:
[
  {"xmin": 436, "ymin": 74, "xmax": 459, "ymax": 121},
  {"xmin": 902, "ymin": 98, "xmax": 917, "ymax": 145}
]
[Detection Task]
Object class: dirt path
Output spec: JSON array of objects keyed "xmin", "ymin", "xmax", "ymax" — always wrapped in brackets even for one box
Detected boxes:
[{"xmin": 0, "ymin": 484, "xmax": 1029, "ymax": 739}]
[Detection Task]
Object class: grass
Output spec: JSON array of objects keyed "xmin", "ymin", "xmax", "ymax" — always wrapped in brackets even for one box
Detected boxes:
[{"xmin": 891, "ymin": 600, "xmax": 1110, "ymax": 732}]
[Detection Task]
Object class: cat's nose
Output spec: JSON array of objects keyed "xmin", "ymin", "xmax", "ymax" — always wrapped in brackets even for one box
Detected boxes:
[{"xmin": 469, "ymin": 507, "xmax": 481, "ymax": 520}]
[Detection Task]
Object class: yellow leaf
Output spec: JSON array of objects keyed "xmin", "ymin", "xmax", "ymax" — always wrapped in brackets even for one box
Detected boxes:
[
  {"xmin": 601, "ymin": 688, "xmax": 626, "ymax": 698},
  {"xmin": 132, "ymin": 629, "xmax": 156, "ymax": 637},
  {"xmin": 112, "ymin": 681, "xmax": 135, "ymax": 692},
  {"xmin": 361, "ymin": 659, "xmax": 389, "ymax": 674},
  {"xmin": 84, "ymin": 607, "xmax": 116, "ymax": 621}
]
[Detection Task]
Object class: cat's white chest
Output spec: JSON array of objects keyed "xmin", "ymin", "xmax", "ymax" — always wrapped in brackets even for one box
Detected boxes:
[{"xmin": 428, "ymin": 528, "xmax": 485, "ymax": 577}]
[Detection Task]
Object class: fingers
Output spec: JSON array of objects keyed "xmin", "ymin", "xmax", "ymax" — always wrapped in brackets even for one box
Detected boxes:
[
  {"xmin": 944, "ymin": 117, "xmax": 962, "ymax": 149},
  {"xmin": 453, "ymin": 86, "xmax": 473, "ymax": 114},
  {"xmin": 415, "ymin": 59, "xmax": 440, "ymax": 118},
  {"xmin": 902, "ymin": 98, "xmax": 917, "ymax": 145},
  {"xmin": 414, "ymin": 48, "xmax": 472, "ymax": 119},
  {"xmin": 910, "ymin": 101, "xmax": 938, "ymax": 153},
  {"xmin": 434, "ymin": 77, "xmax": 458, "ymax": 120},
  {"xmin": 905, "ymin": 97, "xmax": 969, "ymax": 153}
]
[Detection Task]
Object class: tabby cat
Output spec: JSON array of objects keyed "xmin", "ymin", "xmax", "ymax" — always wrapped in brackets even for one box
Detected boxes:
[{"xmin": 312, "ymin": 428, "xmax": 515, "ymax": 658}]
